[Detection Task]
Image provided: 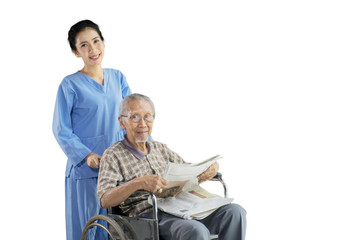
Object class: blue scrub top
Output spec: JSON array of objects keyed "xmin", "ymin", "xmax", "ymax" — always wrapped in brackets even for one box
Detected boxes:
[{"xmin": 52, "ymin": 68, "xmax": 131, "ymax": 179}]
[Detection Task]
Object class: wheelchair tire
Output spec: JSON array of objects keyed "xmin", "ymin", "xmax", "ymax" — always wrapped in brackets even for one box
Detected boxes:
[{"xmin": 80, "ymin": 214, "xmax": 128, "ymax": 240}]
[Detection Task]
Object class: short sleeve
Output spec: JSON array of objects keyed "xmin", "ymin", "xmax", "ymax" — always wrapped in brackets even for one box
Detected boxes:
[{"xmin": 97, "ymin": 149, "xmax": 123, "ymax": 200}]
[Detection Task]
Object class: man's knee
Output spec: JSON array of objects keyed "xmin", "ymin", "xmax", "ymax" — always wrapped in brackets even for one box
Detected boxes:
[
  {"xmin": 219, "ymin": 203, "xmax": 247, "ymax": 222},
  {"xmin": 215, "ymin": 204, "xmax": 247, "ymax": 240},
  {"xmin": 184, "ymin": 222, "xmax": 210, "ymax": 240},
  {"xmin": 232, "ymin": 203, "xmax": 247, "ymax": 216},
  {"xmin": 170, "ymin": 220, "xmax": 210, "ymax": 240}
]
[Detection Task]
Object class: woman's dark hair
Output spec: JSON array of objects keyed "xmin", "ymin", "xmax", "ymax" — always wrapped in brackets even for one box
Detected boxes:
[{"xmin": 68, "ymin": 20, "xmax": 104, "ymax": 52}]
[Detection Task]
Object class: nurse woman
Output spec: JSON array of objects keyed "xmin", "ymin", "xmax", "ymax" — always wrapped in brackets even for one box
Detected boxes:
[{"xmin": 52, "ymin": 20, "xmax": 131, "ymax": 240}]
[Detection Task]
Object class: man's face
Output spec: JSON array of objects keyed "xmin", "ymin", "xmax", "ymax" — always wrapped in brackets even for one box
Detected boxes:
[{"xmin": 119, "ymin": 99, "xmax": 154, "ymax": 144}]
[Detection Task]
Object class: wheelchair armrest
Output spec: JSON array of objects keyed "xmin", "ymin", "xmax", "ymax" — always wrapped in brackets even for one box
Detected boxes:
[
  {"xmin": 210, "ymin": 172, "xmax": 228, "ymax": 198},
  {"xmin": 213, "ymin": 172, "xmax": 222, "ymax": 179},
  {"xmin": 149, "ymin": 193, "xmax": 159, "ymax": 221}
]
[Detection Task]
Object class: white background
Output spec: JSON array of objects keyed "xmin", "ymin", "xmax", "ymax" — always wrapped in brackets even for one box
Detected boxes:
[{"xmin": 1, "ymin": 0, "xmax": 359, "ymax": 239}]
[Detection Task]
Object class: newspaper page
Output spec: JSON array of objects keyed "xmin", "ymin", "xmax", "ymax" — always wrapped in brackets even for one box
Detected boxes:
[
  {"xmin": 155, "ymin": 186, "xmax": 233, "ymax": 220},
  {"xmin": 150, "ymin": 155, "xmax": 234, "ymax": 219},
  {"xmin": 164, "ymin": 155, "xmax": 222, "ymax": 181}
]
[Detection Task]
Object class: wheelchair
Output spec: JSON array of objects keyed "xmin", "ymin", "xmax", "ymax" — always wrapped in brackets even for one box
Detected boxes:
[{"xmin": 81, "ymin": 173, "xmax": 228, "ymax": 240}]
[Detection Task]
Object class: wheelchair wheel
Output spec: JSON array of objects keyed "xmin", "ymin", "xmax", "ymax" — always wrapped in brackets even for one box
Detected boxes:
[{"xmin": 80, "ymin": 214, "xmax": 128, "ymax": 240}]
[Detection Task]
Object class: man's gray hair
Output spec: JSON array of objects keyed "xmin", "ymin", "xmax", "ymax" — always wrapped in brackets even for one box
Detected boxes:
[{"xmin": 119, "ymin": 93, "xmax": 156, "ymax": 117}]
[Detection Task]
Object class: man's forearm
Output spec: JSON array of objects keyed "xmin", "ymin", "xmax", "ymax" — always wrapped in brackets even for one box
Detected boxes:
[{"xmin": 100, "ymin": 178, "xmax": 143, "ymax": 209}]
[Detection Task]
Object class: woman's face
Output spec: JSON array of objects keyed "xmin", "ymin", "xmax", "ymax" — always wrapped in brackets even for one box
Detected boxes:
[{"xmin": 74, "ymin": 27, "xmax": 105, "ymax": 67}]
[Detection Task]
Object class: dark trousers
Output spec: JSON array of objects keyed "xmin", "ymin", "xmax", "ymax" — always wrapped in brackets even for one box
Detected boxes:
[{"xmin": 142, "ymin": 203, "xmax": 246, "ymax": 240}]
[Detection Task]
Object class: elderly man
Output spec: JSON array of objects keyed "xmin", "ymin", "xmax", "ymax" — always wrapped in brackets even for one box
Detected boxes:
[{"xmin": 97, "ymin": 93, "xmax": 246, "ymax": 240}]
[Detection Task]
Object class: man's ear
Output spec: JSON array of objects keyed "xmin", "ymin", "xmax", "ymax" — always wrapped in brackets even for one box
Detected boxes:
[{"xmin": 118, "ymin": 117, "xmax": 126, "ymax": 129}]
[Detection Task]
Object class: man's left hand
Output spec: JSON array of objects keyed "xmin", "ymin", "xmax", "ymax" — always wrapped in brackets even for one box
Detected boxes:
[{"xmin": 197, "ymin": 162, "xmax": 219, "ymax": 184}]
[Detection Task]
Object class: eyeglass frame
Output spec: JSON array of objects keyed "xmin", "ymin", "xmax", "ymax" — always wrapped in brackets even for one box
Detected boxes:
[{"xmin": 120, "ymin": 113, "xmax": 155, "ymax": 123}]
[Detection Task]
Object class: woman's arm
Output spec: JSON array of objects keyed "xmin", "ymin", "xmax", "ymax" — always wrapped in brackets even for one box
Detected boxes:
[{"xmin": 52, "ymin": 81, "xmax": 92, "ymax": 166}]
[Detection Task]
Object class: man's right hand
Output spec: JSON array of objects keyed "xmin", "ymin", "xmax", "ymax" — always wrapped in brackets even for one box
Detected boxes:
[{"xmin": 140, "ymin": 175, "xmax": 168, "ymax": 193}]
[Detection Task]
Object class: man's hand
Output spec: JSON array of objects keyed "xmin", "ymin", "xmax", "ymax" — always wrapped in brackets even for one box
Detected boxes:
[
  {"xmin": 140, "ymin": 175, "xmax": 168, "ymax": 193},
  {"xmin": 197, "ymin": 162, "xmax": 219, "ymax": 184},
  {"xmin": 85, "ymin": 152, "xmax": 101, "ymax": 168}
]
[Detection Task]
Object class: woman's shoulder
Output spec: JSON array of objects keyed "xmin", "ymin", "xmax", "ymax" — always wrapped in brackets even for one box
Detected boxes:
[
  {"xmin": 105, "ymin": 68, "xmax": 128, "ymax": 87},
  {"xmin": 60, "ymin": 71, "xmax": 82, "ymax": 85},
  {"xmin": 104, "ymin": 68, "xmax": 125, "ymax": 77},
  {"xmin": 56, "ymin": 71, "xmax": 81, "ymax": 92}
]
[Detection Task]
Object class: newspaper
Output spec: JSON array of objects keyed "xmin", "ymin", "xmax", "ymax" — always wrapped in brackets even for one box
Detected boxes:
[{"xmin": 149, "ymin": 155, "xmax": 233, "ymax": 220}]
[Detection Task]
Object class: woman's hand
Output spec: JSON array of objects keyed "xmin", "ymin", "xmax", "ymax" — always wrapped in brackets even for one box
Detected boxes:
[
  {"xmin": 197, "ymin": 162, "xmax": 219, "ymax": 184},
  {"xmin": 85, "ymin": 152, "xmax": 102, "ymax": 168}
]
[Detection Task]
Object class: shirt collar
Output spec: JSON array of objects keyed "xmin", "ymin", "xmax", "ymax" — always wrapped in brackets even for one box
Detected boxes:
[{"xmin": 121, "ymin": 136, "xmax": 151, "ymax": 160}]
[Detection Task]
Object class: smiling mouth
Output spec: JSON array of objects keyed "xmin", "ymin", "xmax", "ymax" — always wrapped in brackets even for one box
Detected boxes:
[
  {"xmin": 137, "ymin": 131, "xmax": 148, "ymax": 134},
  {"xmin": 136, "ymin": 130, "xmax": 149, "ymax": 136},
  {"xmin": 90, "ymin": 54, "xmax": 100, "ymax": 60}
]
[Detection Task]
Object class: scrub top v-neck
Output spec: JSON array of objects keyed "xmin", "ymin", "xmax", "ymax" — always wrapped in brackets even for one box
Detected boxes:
[{"xmin": 78, "ymin": 70, "xmax": 108, "ymax": 92}]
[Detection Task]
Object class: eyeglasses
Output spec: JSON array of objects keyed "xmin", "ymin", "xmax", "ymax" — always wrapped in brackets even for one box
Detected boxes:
[{"xmin": 120, "ymin": 114, "xmax": 155, "ymax": 123}]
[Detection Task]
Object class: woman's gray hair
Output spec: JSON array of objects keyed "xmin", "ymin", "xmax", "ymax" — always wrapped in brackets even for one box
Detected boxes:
[{"xmin": 119, "ymin": 93, "xmax": 156, "ymax": 117}]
